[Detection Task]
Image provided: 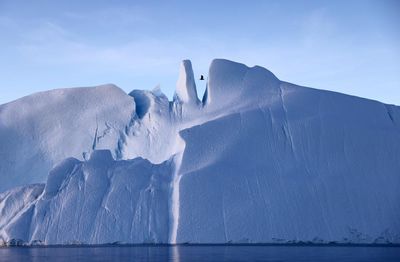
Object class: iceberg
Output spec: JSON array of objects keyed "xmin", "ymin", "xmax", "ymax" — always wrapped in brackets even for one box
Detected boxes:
[{"xmin": 0, "ymin": 59, "xmax": 399, "ymax": 245}]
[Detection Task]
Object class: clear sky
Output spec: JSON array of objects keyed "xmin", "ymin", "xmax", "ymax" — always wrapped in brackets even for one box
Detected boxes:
[{"xmin": 0, "ymin": 0, "xmax": 399, "ymax": 105}]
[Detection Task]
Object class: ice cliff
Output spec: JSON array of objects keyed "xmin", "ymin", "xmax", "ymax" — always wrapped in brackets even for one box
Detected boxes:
[{"xmin": 0, "ymin": 59, "xmax": 399, "ymax": 245}]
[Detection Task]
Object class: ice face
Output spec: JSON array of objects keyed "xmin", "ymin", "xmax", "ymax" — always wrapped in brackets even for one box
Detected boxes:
[{"xmin": 0, "ymin": 152, "xmax": 173, "ymax": 245}]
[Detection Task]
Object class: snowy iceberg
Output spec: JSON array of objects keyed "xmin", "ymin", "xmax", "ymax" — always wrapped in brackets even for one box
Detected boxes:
[{"xmin": 0, "ymin": 59, "xmax": 399, "ymax": 245}]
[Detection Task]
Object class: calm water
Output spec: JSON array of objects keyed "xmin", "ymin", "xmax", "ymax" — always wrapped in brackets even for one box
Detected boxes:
[{"xmin": 0, "ymin": 245, "xmax": 399, "ymax": 262}]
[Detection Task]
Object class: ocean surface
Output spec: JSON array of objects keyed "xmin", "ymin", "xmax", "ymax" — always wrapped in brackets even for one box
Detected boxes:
[{"xmin": 0, "ymin": 245, "xmax": 399, "ymax": 262}]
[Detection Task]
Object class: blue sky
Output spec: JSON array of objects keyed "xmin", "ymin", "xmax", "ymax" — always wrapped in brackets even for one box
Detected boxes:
[{"xmin": 0, "ymin": 0, "xmax": 399, "ymax": 105}]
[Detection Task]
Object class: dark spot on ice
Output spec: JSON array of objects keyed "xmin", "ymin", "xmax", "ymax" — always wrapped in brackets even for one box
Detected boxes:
[
  {"xmin": 202, "ymin": 85, "xmax": 209, "ymax": 105},
  {"xmin": 385, "ymin": 105, "xmax": 395, "ymax": 124},
  {"xmin": 130, "ymin": 90, "xmax": 150, "ymax": 119}
]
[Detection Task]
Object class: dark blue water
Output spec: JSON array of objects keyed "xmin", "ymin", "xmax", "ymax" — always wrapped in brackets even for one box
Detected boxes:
[{"xmin": 0, "ymin": 245, "xmax": 399, "ymax": 262}]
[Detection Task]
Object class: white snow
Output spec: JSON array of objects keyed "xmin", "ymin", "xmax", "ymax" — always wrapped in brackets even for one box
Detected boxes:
[{"xmin": 0, "ymin": 59, "xmax": 399, "ymax": 245}]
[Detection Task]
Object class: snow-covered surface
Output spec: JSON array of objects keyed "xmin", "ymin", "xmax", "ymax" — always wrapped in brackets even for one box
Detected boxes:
[
  {"xmin": 0, "ymin": 84, "xmax": 136, "ymax": 192},
  {"xmin": 0, "ymin": 59, "xmax": 399, "ymax": 245}
]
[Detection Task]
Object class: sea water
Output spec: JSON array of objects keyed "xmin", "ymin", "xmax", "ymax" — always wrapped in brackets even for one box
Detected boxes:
[{"xmin": 0, "ymin": 245, "xmax": 399, "ymax": 262}]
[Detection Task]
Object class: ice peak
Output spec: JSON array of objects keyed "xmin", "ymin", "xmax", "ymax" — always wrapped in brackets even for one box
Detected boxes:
[
  {"xmin": 203, "ymin": 59, "xmax": 280, "ymax": 107},
  {"xmin": 174, "ymin": 60, "xmax": 200, "ymax": 105}
]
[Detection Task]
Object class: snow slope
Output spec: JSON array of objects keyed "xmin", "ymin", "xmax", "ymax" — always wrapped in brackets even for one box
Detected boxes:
[
  {"xmin": 0, "ymin": 59, "xmax": 399, "ymax": 245},
  {"xmin": 0, "ymin": 84, "xmax": 136, "ymax": 192}
]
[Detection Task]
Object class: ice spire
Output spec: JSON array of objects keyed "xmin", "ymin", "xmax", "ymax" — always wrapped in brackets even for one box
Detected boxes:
[{"xmin": 174, "ymin": 60, "xmax": 200, "ymax": 105}]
